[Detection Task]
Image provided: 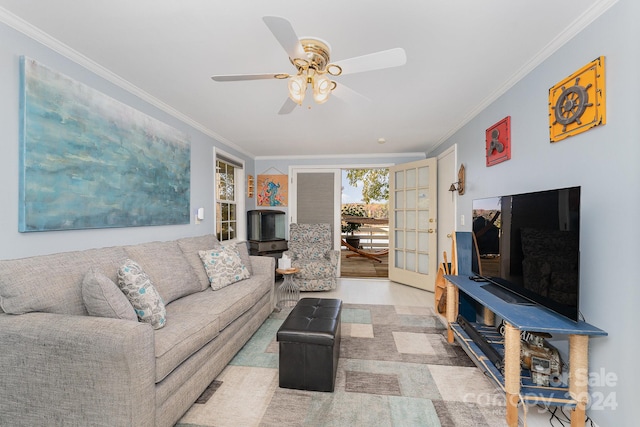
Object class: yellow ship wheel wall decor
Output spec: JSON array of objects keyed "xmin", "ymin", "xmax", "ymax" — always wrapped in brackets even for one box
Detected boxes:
[{"xmin": 548, "ymin": 56, "xmax": 606, "ymax": 143}]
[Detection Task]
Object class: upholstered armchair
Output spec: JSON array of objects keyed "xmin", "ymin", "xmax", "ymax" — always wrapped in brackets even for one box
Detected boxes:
[{"xmin": 283, "ymin": 223, "xmax": 339, "ymax": 291}]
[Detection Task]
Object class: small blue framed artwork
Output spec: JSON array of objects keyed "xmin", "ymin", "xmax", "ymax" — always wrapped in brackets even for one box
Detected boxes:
[{"xmin": 19, "ymin": 57, "xmax": 191, "ymax": 232}]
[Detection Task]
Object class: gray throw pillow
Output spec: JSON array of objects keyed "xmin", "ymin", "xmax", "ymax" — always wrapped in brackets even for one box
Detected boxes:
[{"xmin": 82, "ymin": 269, "xmax": 137, "ymax": 321}]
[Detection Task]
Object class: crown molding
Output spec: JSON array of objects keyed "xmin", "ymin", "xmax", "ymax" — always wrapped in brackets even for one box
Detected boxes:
[
  {"xmin": 0, "ymin": 7, "xmax": 254, "ymax": 159},
  {"xmin": 431, "ymin": 0, "xmax": 619, "ymax": 153},
  {"xmin": 1, "ymin": 1, "xmax": 618, "ymax": 161},
  {"xmin": 255, "ymin": 152, "xmax": 427, "ymax": 161}
]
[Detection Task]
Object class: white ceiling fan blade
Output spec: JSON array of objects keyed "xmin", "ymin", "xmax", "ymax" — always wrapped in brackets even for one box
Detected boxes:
[
  {"xmin": 278, "ymin": 98, "xmax": 297, "ymax": 115},
  {"xmin": 331, "ymin": 83, "xmax": 371, "ymax": 104},
  {"xmin": 334, "ymin": 48, "xmax": 407, "ymax": 76},
  {"xmin": 262, "ymin": 16, "xmax": 305, "ymax": 60},
  {"xmin": 211, "ymin": 73, "xmax": 286, "ymax": 82}
]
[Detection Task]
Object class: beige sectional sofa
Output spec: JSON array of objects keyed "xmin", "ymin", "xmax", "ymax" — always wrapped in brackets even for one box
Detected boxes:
[{"xmin": 0, "ymin": 234, "xmax": 275, "ymax": 427}]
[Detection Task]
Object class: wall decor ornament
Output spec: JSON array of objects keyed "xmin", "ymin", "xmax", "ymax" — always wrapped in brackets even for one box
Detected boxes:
[
  {"xmin": 257, "ymin": 174, "xmax": 288, "ymax": 206},
  {"xmin": 247, "ymin": 175, "xmax": 255, "ymax": 198},
  {"xmin": 549, "ymin": 56, "xmax": 606, "ymax": 143},
  {"xmin": 486, "ymin": 116, "xmax": 511, "ymax": 167},
  {"xmin": 19, "ymin": 57, "xmax": 191, "ymax": 232}
]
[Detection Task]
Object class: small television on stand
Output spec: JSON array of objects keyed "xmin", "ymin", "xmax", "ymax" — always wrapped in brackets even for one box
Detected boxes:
[
  {"xmin": 472, "ymin": 186, "xmax": 581, "ymax": 322},
  {"xmin": 247, "ymin": 209, "xmax": 285, "ymax": 242},
  {"xmin": 247, "ymin": 210, "xmax": 287, "ymax": 280}
]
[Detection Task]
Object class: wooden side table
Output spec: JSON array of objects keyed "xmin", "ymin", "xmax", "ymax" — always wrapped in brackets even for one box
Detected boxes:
[{"xmin": 275, "ymin": 268, "xmax": 300, "ymax": 310}]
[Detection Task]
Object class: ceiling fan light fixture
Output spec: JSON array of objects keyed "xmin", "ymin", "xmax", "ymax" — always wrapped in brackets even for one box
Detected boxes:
[
  {"xmin": 312, "ymin": 74, "xmax": 333, "ymax": 104},
  {"xmin": 288, "ymin": 74, "xmax": 307, "ymax": 105},
  {"xmin": 327, "ymin": 64, "xmax": 342, "ymax": 76},
  {"xmin": 211, "ymin": 17, "xmax": 408, "ymax": 113}
]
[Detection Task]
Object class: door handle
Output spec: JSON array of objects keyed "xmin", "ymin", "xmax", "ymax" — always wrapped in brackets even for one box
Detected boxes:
[{"xmin": 447, "ymin": 233, "xmax": 452, "ymax": 238}]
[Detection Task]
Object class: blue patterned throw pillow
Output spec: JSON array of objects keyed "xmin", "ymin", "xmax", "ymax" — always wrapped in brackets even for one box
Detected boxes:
[
  {"xmin": 117, "ymin": 259, "xmax": 166, "ymax": 329},
  {"xmin": 199, "ymin": 245, "xmax": 250, "ymax": 290}
]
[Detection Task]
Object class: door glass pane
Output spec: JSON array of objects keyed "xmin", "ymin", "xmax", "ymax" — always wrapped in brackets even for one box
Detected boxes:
[
  {"xmin": 406, "ymin": 231, "xmax": 416, "ymax": 250},
  {"xmin": 418, "ymin": 253, "xmax": 429, "ymax": 274},
  {"xmin": 418, "ymin": 166, "xmax": 429, "ymax": 187},
  {"xmin": 395, "ymin": 171, "xmax": 405, "ymax": 189},
  {"xmin": 406, "ymin": 189, "xmax": 416, "ymax": 209},
  {"xmin": 406, "ymin": 168, "xmax": 416, "ymax": 188},
  {"xmin": 395, "ymin": 210, "xmax": 405, "ymax": 228},
  {"xmin": 406, "ymin": 251, "xmax": 416, "ymax": 271},
  {"xmin": 394, "ymin": 250, "xmax": 404, "ymax": 268},
  {"xmin": 395, "ymin": 230, "xmax": 404, "ymax": 249},
  {"xmin": 418, "ymin": 232, "xmax": 430, "ymax": 252},
  {"xmin": 406, "ymin": 211, "xmax": 416, "ymax": 230},
  {"xmin": 418, "ymin": 210, "xmax": 429, "ymax": 230},
  {"xmin": 394, "ymin": 190, "xmax": 404, "ymax": 209},
  {"xmin": 417, "ymin": 193, "xmax": 430, "ymax": 210}
]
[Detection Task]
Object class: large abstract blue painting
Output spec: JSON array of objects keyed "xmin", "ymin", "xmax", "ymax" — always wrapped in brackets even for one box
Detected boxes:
[{"xmin": 19, "ymin": 57, "xmax": 190, "ymax": 232}]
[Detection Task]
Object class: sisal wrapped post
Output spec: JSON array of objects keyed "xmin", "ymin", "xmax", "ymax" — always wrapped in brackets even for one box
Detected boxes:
[
  {"xmin": 503, "ymin": 322, "xmax": 521, "ymax": 426},
  {"xmin": 445, "ymin": 281, "xmax": 458, "ymax": 343},
  {"xmin": 483, "ymin": 307, "xmax": 495, "ymax": 326},
  {"xmin": 569, "ymin": 334, "xmax": 589, "ymax": 426}
]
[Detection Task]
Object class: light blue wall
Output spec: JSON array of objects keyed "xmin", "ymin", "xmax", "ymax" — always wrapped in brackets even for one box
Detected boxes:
[
  {"xmin": 429, "ymin": 1, "xmax": 637, "ymax": 425},
  {"xmin": 0, "ymin": 21, "xmax": 254, "ymax": 259}
]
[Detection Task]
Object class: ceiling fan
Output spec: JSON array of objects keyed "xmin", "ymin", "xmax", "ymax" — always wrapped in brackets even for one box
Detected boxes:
[{"xmin": 211, "ymin": 16, "xmax": 407, "ymax": 114}]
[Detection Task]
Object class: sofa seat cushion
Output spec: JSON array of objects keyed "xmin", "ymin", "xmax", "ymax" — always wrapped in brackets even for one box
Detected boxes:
[
  {"xmin": 154, "ymin": 297, "xmax": 220, "ymax": 383},
  {"xmin": 178, "ymin": 274, "xmax": 272, "ymax": 332},
  {"xmin": 124, "ymin": 240, "xmax": 200, "ymax": 305}
]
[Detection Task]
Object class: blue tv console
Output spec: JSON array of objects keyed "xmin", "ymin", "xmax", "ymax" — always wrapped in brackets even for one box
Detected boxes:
[{"xmin": 444, "ymin": 274, "xmax": 607, "ymax": 427}]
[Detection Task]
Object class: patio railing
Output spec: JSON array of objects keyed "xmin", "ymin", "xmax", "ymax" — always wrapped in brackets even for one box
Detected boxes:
[{"xmin": 341, "ymin": 216, "xmax": 389, "ymax": 251}]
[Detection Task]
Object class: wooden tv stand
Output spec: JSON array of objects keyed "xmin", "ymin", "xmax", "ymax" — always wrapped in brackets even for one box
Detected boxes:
[{"xmin": 444, "ymin": 274, "xmax": 607, "ymax": 427}]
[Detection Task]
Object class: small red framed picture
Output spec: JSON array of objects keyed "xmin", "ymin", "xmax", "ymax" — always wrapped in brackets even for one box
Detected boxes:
[{"xmin": 486, "ymin": 116, "xmax": 511, "ymax": 167}]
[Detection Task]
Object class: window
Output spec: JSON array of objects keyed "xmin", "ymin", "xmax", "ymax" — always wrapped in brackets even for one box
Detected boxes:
[{"xmin": 215, "ymin": 152, "xmax": 244, "ymax": 241}]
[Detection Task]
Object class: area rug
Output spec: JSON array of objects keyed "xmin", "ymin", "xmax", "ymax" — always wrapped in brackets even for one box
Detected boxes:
[{"xmin": 175, "ymin": 304, "xmax": 507, "ymax": 427}]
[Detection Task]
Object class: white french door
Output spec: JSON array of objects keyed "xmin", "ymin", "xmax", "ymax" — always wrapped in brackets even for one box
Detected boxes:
[{"xmin": 389, "ymin": 158, "xmax": 438, "ymax": 291}]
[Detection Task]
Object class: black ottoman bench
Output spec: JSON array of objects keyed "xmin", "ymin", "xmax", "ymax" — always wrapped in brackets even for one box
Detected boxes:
[{"xmin": 276, "ymin": 298, "xmax": 342, "ymax": 392}]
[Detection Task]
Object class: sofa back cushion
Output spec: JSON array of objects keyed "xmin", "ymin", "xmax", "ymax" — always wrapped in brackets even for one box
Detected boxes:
[
  {"xmin": 0, "ymin": 246, "xmax": 128, "ymax": 315},
  {"xmin": 124, "ymin": 240, "xmax": 200, "ymax": 304},
  {"xmin": 177, "ymin": 235, "xmax": 222, "ymax": 291}
]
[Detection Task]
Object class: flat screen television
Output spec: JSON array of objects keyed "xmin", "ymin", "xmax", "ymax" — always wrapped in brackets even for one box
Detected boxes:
[{"xmin": 472, "ymin": 186, "xmax": 581, "ymax": 322}]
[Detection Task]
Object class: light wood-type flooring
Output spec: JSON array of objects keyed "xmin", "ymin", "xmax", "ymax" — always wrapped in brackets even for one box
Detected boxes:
[{"xmin": 340, "ymin": 249, "xmax": 388, "ymax": 278}]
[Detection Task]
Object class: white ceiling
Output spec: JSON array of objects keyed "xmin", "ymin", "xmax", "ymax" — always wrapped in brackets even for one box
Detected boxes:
[{"xmin": 0, "ymin": 1, "xmax": 615, "ymax": 158}]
